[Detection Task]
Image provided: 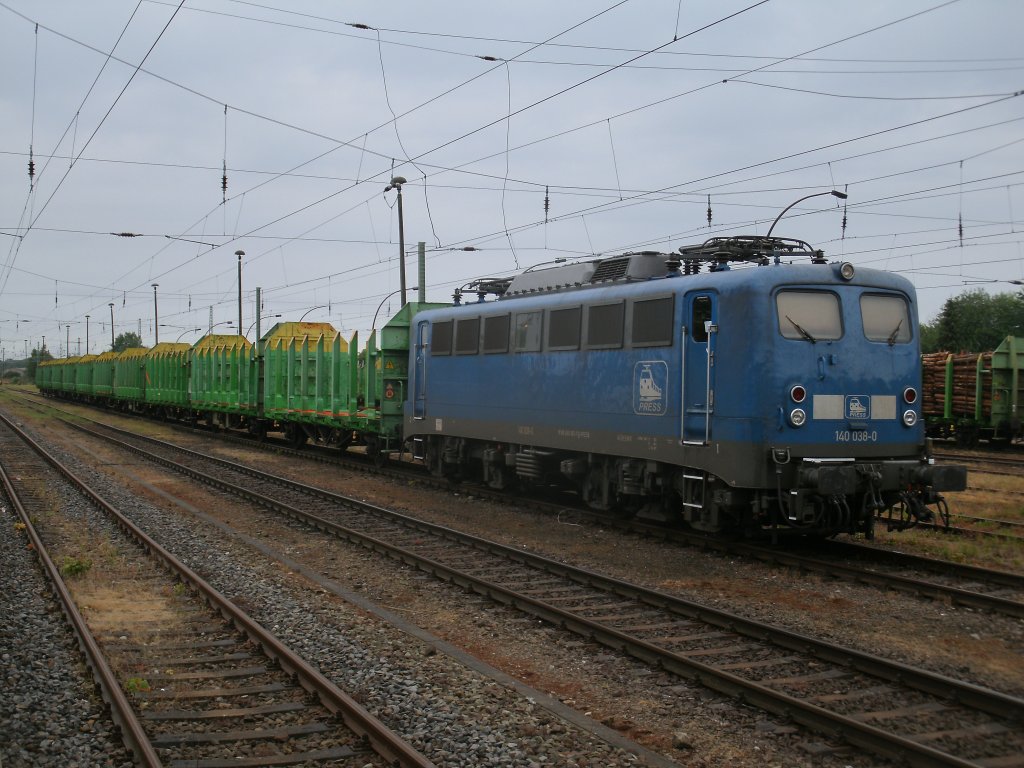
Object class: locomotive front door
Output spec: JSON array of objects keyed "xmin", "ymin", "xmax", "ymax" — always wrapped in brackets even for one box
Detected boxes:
[
  {"xmin": 413, "ymin": 320, "xmax": 428, "ymax": 419},
  {"xmin": 681, "ymin": 292, "xmax": 717, "ymax": 444}
]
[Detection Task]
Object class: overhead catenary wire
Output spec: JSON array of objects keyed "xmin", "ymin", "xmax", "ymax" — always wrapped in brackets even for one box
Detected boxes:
[
  {"xmin": 6, "ymin": 0, "xmax": 1015, "ymax": 333},
  {"xmin": 147, "ymin": 0, "xmax": 1024, "ymax": 74}
]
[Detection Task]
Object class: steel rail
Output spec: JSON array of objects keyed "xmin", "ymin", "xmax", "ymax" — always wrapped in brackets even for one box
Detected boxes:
[
  {"xmin": 0, "ymin": 411, "xmax": 434, "ymax": 768},
  {"xmin": 27, "ymin": 392, "xmax": 1024, "ymax": 624},
  {"xmin": 65, "ymin": 419, "xmax": 1024, "ymax": 767},
  {"xmin": 64, "ymin": 412, "xmax": 1024, "ymax": 619},
  {"xmin": 0, "ymin": 428, "xmax": 164, "ymax": 767}
]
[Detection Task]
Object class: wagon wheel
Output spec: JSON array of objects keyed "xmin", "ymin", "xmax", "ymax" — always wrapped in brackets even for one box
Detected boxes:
[
  {"xmin": 285, "ymin": 423, "xmax": 307, "ymax": 449},
  {"xmin": 249, "ymin": 420, "xmax": 267, "ymax": 443}
]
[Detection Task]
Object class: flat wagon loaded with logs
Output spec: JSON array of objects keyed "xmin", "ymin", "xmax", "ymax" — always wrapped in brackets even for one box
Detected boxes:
[{"xmin": 922, "ymin": 335, "xmax": 1023, "ymax": 446}]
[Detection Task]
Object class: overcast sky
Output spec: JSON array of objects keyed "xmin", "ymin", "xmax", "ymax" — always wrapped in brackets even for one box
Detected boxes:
[{"xmin": 1, "ymin": 0, "xmax": 1022, "ymax": 357}]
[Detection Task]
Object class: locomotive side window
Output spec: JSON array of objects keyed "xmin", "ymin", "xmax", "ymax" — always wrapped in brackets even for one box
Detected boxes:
[
  {"xmin": 514, "ymin": 311, "xmax": 543, "ymax": 352},
  {"xmin": 861, "ymin": 294, "xmax": 911, "ymax": 344},
  {"xmin": 776, "ymin": 291, "xmax": 842, "ymax": 341},
  {"xmin": 631, "ymin": 296, "xmax": 674, "ymax": 347},
  {"xmin": 586, "ymin": 301, "xmax": 624, "ymax": 349},
  {"xmin": 691, "ymin": 296, "xmax": 712, "ymax": 342},
  {"xmin": 455, "ymin": 317, "xmax": 480, "ymax": 355},
  {"xmin": 548, "ymin": 306, "xmax": 582, "ymax": 350},
  {"xmin": 483, "ymin": 314, "xmax": 510, "ymax": 353},
  {"xmin": 431, "ymin": 320, "xmax": 453, "ymax": 356}
]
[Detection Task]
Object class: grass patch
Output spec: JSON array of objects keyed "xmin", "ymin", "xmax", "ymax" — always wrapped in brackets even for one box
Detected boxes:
[
  {"xmin": 59, "ymin": 555, "xmax": 93, "ymax": 579},
  {"xmin": 124, "ymin": 677, "xmax": 151, "ymax": 694}
]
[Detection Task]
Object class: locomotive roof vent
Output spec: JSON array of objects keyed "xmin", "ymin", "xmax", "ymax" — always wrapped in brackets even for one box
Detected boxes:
[{"xmin": 503, "ymin": 251, "xmax": 672, "ymax": 297}]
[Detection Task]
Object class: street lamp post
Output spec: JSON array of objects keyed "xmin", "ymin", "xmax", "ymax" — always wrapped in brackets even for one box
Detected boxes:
[
  {"xmin": 373, "ymin": 286, "xmax": 418, "ymax": 330},
  {"xmin": 766, "ymin": 190, "xmax": 848, "ymax": 238},
  {"xmin": 298, "ymin": 305, "xmax": 326, "ymax": 322},
  {"xmin": 152, "ymin": 283, "xmax": 160, "ymax": 344},
  {"xmin": 235, "ymin": 250, "xmax": 245, "ymax": 336},
  {"xmin": 109, "ymin": 302, "xmax": 115, "ymax": 348},
  {"xmin": 85, "ymin": 314, "xmax": 90, "ymax": 354},
  {"xmin": 66, "ymin": 325, "xmax": 70, "ymax": 358},
  {"xmin": 385, "ymin": 177, "xmax": 408, "ymax": 306},
  {"xmin": 175, "ymin": 328, "xmax": 202, "ymax": 343},
  {"xmin": 245, "ymin": 314, "xmax": 281, "ymax": 337}
]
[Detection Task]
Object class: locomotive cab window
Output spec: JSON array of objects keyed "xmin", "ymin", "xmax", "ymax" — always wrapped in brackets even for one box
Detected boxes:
[
  {"xmin": 776, "ymin": 291, "xmax": 842, "ymax": 341},
  {"xmin": 861, "ymin": 294, "xmax": 911, "ymax": 344},
  {"xmin": 455, "ymin": 317, "xmax": 480, "ymax": 355},
  {"xmin": 691, "ymin": 296, "xmax": 712, "ymax": 342},
  {"xmin": 483, "ymin": 314, "xmax": 510, "ymax": 354},
  {"xmin": 548, "ymin": 306, "xmax": 581, "ymax": 350},
  {"xmin": 431, "ymin": 320, "xmax": 453, "ymax": 356},
  {"xmin": 631, "ymin": 296, "xmax": 674, "ymax": 347},
  {"xmin": 514, "ymin": 310, "xmax": 543, "ymax": 352}
]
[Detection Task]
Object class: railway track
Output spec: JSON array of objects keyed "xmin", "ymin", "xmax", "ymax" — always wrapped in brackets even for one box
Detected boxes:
[
  {"xmin": 54, "ymin": 413, "xmax": 1024, "ymax": 766},
  {"xmin": 0, "ymin": 410, "xmax": 433, "ymax": 768},
  {"xmin": 21, "ymin": 393, "xmax": 1024, "ymax": 619}
]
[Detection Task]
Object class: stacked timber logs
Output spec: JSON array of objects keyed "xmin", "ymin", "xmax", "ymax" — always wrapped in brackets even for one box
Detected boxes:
[
  {"xmin": 920, "ymin": 351, "xmax": 993, "ymax": 419},
  {"xmin": 921, "ymin": 352, "xmax": 950, "ymax": 418},
  {"xmin": 950, "ymin": 352, "xmax": 992, "ymax": 418}
]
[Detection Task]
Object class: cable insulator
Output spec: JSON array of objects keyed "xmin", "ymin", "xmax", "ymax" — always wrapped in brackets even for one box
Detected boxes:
[
  {"xmin": 841, "ymin": 184, "xmax": 848, "ymax": 240},
  {"xmin": 959, "ymin": 213, "xmax": 963, "ymax": 246},
  {"xmin": 706, "ymin": 195, "xmax": 712, "ymax": 227},
  {"xmin": 28, "ymin": 147, "xmax": 35, "ymax": 185},
  {"xmin": 544, "ymin": 186, "xmax": 550, "ymax": 224},
  {"xmin": 221, "ymin": 162, "xmax": 228, "ymax": 202}
]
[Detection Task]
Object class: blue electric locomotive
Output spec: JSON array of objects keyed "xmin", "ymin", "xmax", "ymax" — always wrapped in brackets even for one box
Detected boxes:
[{"xmin": 404, "ymin": 236, "xmax": 966, "ymax": 537}]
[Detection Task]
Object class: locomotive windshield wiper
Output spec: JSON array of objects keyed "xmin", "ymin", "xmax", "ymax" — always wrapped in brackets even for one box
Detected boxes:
[
  {"xmin": 785, "ymin": 315, "xmax": 816, "ymax": 343},
  {"xmin": 887, "ymin": 318, "xmax": 903, "ymax": 346}
]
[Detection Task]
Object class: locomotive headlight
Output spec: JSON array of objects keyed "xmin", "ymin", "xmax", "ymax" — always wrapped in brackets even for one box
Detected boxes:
[
  {"xmin": 790, "ymin": 384, "xmax": 807, "ymax": 403},
  {"xmin": 839, "ymin": 262, "xmax": 856, "ymax": 280},
  {"xmin": 903, "ymin": 387, "xmax": 918, "ymax": 404},
  {"xmin": 902, "ymin": 410, "xmax": 918, "ymax": 427},
  {"xmin": 789, "ymin": 408, "xmax": 807, "ymax": 427}
]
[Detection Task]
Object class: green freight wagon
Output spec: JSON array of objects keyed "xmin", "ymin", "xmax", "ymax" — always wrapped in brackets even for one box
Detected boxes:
[
  {"xmin": 35, "ymin": 358, "xmax": 55, "ymax": 392},
  {"xmin": 91, "ymin": 351, "xmax": 119, "ymax": 402},
  {"xmin": 144, "ymin": 342, "xmax": 191, "ymax": 418},
  {"xmin": 260, "ymin": 322, "xmax": 350, "ymax": 446},
  {"xmin": 355, "ymin": 301, "xmax": 446, "ymax": 457},
  {"xmin": 921, "ymin": 335, "xmax": 1023, "ymax": 446},
  {"xmin": 190, "ymin": 334, "xmax": 255, "ymax": 427},
  {"xmin": 73, "ymin": 354, "xmax": 97, "ymax": 399},
  {"xmin": 56, "ymin": 357, "xmax": 79, "ymax": 395},
  {"xmin": 113, "ymin": 347, "xmax": 149, "ymax": 407}
]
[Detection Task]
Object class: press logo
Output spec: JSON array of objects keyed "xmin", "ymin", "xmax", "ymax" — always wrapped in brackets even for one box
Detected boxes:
[
  {"xmin": 634, "ymin": 361, "xmax": 668, "ymax": 416},
  {"xmin": 846, "ymin": 395, "xmax": 869, "ymax": 420}
]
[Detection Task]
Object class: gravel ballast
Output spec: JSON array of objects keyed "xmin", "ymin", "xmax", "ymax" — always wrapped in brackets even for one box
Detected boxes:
[{"xmin": 0, "ymin": 488, "xmax": 134, "ymax": 768}]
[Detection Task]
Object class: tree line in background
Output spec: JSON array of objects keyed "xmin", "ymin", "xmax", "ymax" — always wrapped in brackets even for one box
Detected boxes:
[{"xmin": 920, "ymin": 289, "xmax": 1024, "ymax": 354}]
